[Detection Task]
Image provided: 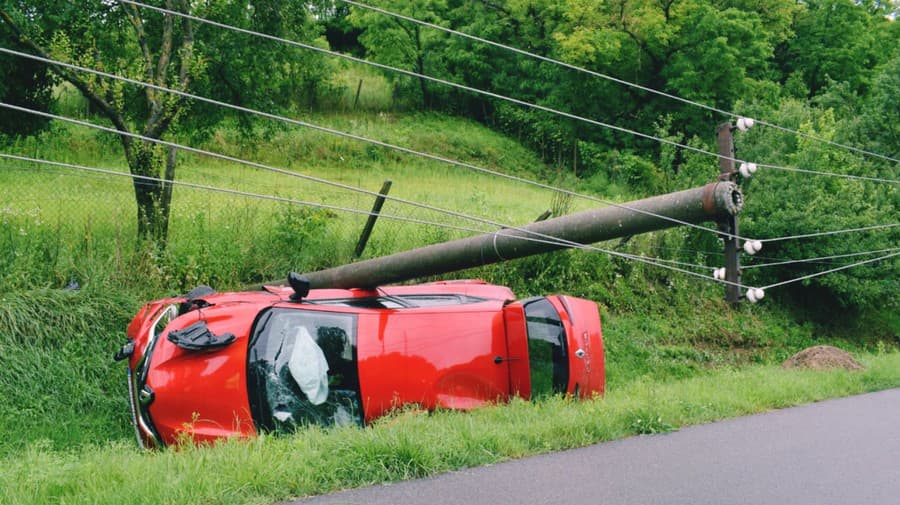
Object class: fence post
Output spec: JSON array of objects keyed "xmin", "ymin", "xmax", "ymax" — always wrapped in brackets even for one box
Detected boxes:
[{"xmin": 353, "ymin": 179, "xmax": 392, "ymax": 258}]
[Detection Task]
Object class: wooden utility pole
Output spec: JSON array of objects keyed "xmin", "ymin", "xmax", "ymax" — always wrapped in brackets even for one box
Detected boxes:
[
  {"xmin": 285, "ymin": 182, "xmax": 743, "ymax": 290},
  {"xmin": 717, "ymin": 123, "xmax": 742, "ymax": 304}
]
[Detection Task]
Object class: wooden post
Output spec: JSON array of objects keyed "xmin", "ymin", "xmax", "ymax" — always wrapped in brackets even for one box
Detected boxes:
[
  {"xmin": 353, "ymin": 180, "xmax": 392, "ymax": 258},
  {"xmin": 354, "ymin": 79, "xmax": 363, "ymax": 108}
]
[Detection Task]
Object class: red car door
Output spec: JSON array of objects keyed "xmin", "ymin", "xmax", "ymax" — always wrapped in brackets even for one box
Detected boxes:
[
  {"xmin": 357, "ymin": 300, "xmax": 512, "ymax": 421},
  {"xmin": 507, "ymin": 296, "xmax": 605, "ymax": 399}
]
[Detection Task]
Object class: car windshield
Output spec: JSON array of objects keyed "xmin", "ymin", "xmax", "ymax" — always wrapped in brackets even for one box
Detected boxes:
[{"xmin": 246, "ymin": 308, "xmax": 362, "ymax": 432}]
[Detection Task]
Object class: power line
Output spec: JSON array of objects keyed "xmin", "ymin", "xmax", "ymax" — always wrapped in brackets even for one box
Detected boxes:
[
  {"xmin": 0, "ymin": 111, "xmax": 754, "ymax": 291},
  {"xmin": 1, "ymin": 150, "xmax": 752, "ymax": 289},
  {"xmin": 614, "ymin": 253, "xmax": 714, "ymax": 272},
  {"xmin": 336, "ymin": 0, "xmax": 900, "ymax": 165},
  {"xmin": 0, "ymin": 47, "xmax": 748, "ymax": 242},
  {"xmin": 610, "ymin": 238, "xmax": 897, "ymax": 269},
  {"xmin": 0, "ymin": 104, "xmax": 527, "ymax": 234},
  {"xmin": 6, "ymin": 109, "xmax": 883, "ymax": 298},
  {"xmin": 743, "ymin": 248, "xmax": 900, "ymax": 270},
  {"xmin": 758, "ymin": 223, "xmax": 900, "ymax": 243},
  {"xmin": 759, "ymin": 251, "xmax": 900, "ymax": 290},
  {"xmin": 754, "ymin": 162, "xmax": 899, "ymax": 184},
  {"xmin": 0, "ymin": 152, "xmax": 496, "ymax": 235},
  {"xmin": 112, "ymin": 2, "xmax": 727, "ymax": 162},
  {"xmin": 113, "ymin": 2, "xmax": 900, "ymax": 185}
]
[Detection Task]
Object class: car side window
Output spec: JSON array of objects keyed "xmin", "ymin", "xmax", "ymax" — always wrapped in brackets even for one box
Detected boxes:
[{"xmin": 523, "ymin": 298, "xmax": 569, "ymax": 398}]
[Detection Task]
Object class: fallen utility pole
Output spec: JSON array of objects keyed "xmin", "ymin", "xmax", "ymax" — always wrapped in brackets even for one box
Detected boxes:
[{"xmin": 293, "ymin": 181, "xmax": 743, "ymax": 289}]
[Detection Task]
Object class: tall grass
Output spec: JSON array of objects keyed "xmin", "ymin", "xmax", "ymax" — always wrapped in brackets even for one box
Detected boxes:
[{"xmin": 0, "ymin": 289, "xmax": 138, "ymax": 455}]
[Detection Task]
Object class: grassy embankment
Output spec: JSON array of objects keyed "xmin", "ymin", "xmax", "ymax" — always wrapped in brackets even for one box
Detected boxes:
[{"xmin": 1, "ymin": 79, "xmax": 897, "ymax": 503}]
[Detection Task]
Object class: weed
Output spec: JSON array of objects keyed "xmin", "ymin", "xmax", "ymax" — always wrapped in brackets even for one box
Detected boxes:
[{"xmin": 629, "ymin": 411, "xmax": 676, "ymax": 435}]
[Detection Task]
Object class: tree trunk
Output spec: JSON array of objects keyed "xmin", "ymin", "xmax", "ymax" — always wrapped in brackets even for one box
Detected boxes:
[{"xmin": 129, "ymin": 142, "xmax": 174, "ymax": 244}]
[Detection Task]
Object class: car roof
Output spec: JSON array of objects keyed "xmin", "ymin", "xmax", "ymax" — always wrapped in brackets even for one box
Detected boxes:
[{"xmin": 176, "ymin": 280, "xmax": 515, "ymax": 313}]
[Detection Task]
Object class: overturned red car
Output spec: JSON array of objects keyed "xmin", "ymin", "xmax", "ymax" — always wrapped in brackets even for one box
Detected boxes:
[{"xmin": 117, "ymin": 276, "xmax": 605, "ymax": 448}]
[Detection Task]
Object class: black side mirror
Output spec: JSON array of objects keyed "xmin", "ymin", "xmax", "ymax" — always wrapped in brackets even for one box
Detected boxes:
[{"xmin": 288, "ymin": 272, "xmax": 311, "ymax": 301}]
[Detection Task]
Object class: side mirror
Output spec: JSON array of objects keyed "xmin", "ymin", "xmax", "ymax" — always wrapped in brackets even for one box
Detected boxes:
[{"xmin": 288, "ymin": 272, "xmax": 311, "ymax": 301}]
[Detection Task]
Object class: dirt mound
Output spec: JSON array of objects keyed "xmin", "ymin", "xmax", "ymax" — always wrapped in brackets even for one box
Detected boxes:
[{"xmin": 782, "ymin": 345, "xmax": 864, "ymax": 371}]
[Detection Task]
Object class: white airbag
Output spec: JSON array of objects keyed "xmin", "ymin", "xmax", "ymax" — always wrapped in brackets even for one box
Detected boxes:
[{"xmin": 288, "ymin": 327, "xmax": 330, "ymax": 405}]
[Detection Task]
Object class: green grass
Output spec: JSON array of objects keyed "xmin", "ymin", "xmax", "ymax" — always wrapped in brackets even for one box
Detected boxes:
[{"xmin": 2, "ymin": 353, "xmax": 898, "ymax": 505}]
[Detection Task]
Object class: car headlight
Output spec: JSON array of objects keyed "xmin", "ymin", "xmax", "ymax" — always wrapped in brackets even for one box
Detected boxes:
[{"xmin": 130, "ymin": 303, "xmax": 179, "ymax": 448}]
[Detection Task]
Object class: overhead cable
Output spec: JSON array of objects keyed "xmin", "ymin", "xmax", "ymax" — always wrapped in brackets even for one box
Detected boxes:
[
  {"xmin": 0, "ymin": 102, "xmax": 528, "ymax": 234},
  {"xmin": 0, "ymin": 47, "xmax": 746, "ymax": 241},
  {"xmin": 757, "ymin": 223, "xmax": 900, "ymax": 243},
  {"xmin": 0, "ymin": 147, "xmax": 743, "ymax": 287},
  {"xmin": 759, "ymin": 251, "xmax": 900, "ymax": 290},
  {"xmin": 112, "ymin": 2, "xmax": 900, "ymax": 185},
  {"xmin": 614, "ymin": 253, "xmax": 714, "ymax": 272},
  {"xmin": 743, "ymin": 248, "xmax": 900, "ymax": 270},
  {"xmin": 6, "ymin": 108, "xmax": 882, "ymax": 297},
  {"xmin": 336, "ymin": 0, "xmax": 900, "ymax": 165},
  {"xmin": 753, "ymin": 162, "xmax": 898, "ymax": 184},
  {"xmin": 112, "ymin": 2, "xmax": 728, "ymax": 161},
  {"xmin": 0, "ymin": 153, "xmax": 496, "ymax": 235}
]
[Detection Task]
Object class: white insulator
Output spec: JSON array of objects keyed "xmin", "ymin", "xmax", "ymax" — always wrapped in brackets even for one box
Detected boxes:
[
  {"xmin": 746, "ymin": 287, "xmax": 766, "ymax": 304},
  {"xmin": 736, "ymin": 117, "xmax": 755, "ymax": 132},
  {"xmin": 744, "ymin": 240, "xmax": 762, "ymax": 256},
  {"xmin": 743, "ymin": 240, "xmax": 763, "ymax": 255},
  {"xmin": 713, "ymin": 267, "xmax": 726, "ymax": 280},
  {"xmin": 739, "ymin": 162, "xmax": 758, "ymax": 178}
]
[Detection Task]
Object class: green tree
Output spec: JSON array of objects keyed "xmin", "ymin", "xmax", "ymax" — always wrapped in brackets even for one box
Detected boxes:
[
  {"xmin": 737, "ymin": 103, "xmax": 898, "ymax": 311},
  {"xmin": 0, "ymin": 0, "xmax": 333, "ymax": 243},
  {"xmin": 855, "ymin": 51, "xmax": 900, "ymax": 161},
  {"xmin": 776, "ymin": 0, "xmax": 891, "ymax": 97},
  {"xmin": 1, "ymin": 0, "xmax": 197, "ymax": 242},
  {"xmin": 348, "ymin": 0, "xmax": 450, "ymax": 108},
  {"xmin": 556, "ymin": 0, "xmax": 791, "ymax": 134},
  {"xmin": 0, "ymin": 50, "xmax": 55, "ymax": 137}
]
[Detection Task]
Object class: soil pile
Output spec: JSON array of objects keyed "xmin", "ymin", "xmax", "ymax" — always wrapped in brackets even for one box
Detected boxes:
[{"xmin": 782, "ymin": 345, "xmax": 864, "ymax": 371}]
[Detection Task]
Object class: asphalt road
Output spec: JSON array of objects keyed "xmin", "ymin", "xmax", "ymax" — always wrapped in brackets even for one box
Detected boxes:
[{"xmin": 292, "ymin": 388, "xmax": 900, "ymax": 505}]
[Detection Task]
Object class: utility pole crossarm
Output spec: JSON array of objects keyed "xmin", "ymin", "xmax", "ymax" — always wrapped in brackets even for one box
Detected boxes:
[{"xmin": 299, "ymin": 182, "xmax": 742, "ymax": 289}]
